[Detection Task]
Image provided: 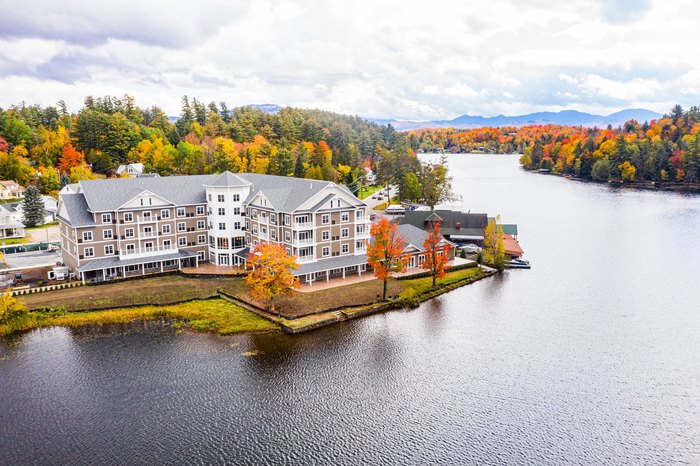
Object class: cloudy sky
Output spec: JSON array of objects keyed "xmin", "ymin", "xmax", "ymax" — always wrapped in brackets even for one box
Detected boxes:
[{"xmin": 0, "ymin": 0, "xmax": 698, "ymax": 120}]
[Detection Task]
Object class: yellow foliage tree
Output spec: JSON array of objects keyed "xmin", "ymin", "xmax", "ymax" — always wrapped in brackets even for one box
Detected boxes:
[
  {"xmin": 618, "ymin": 161, "xmax": 636, "ymax": 182},
  {"xmin": 0, "ymin": 291, "xmax": 27, "ymax": 322},
  {"xmin": 483, "ymin": 218, "xmax": 506, "ymax": 271},
  {"xmin": 245, "ymin": 243, "xmax": 299, "ymax": 313}
]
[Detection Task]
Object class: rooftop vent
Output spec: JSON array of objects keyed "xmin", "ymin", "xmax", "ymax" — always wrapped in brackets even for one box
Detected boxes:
[{"xmin": 456, "ymin": 222, "xmax": 462, "ymax": 230}]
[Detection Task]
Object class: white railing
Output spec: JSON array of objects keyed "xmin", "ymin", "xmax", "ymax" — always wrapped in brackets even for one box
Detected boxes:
[
  {"xmin": 297, "ymin": 255, "xmax": 315, "ymax": 264},
  {"xmin": 141, "ymin": 232, "xmax": 157, "ymax": 238},
  {"xmin": 119, "ymin": 245, "xmax": 177, "ymax": 259},
  {"xmin": 137, "ymin": 215, "xmax": 157, "ymax": 223},
  {"xmin": 293, "ymin": 237, "xmax": 314, "ymax": 246},
  {"xmin": 293, "ymin": 222, "xmax": 313, "ymax": 230}
]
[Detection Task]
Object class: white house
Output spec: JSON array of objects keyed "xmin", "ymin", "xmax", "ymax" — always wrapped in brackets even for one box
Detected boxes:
[
  {"xmin": 116, "ymin": 163, "xmax": 145, "ymax": 178},
  {"xmin": 0, "ymin": 204, "xmax": 25, "ymax": 239}
]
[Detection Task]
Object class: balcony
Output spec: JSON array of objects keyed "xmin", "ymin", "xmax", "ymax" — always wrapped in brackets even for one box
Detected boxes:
[
  {"xmin": 119, "ymin": 245, "xmax": 177, "ymax": 259},
  {"xmin": 137, "ymin": 215, "xmax": 157, "ymax": 223},
  {"xmin": 293, "ymin": 222, "xmax": 313, "ymax": 230},
  {"xmin": 356, "ymin": 231, "xmax": 370, "ymax": 239},
  {"xmin": 293, "ymin": 237, "xmax": 314, "ymax": 246},
  {"xmin": 141, "ymin": 232, "xmax": 157, "ymax": 238},
  {"xmin": 297, "ymin": 255, "xmax": 315, "ymax": 264}
]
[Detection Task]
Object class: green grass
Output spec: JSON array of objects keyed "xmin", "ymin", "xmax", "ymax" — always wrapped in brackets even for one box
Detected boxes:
[
  {"xmin": 358, "ymin": 185, "xmax": 383, "ymax": 200},
  {"xmin": 400, "ymin": 267, "xmax": 482, "ymax": 294},
  {"xmin": 0, "ymin": 299, "xmax": 279, "ymax": 337},
  {"xmin": 19, "ymin": 275, "xmax": 242, "ymax": 311},
  {"xmin": 26, "ymin": 222, "xmax": 58, "ymax": 231},
  {"xmin": 0, "ymin": 237, "xmax": 29, "ymax": 245}
]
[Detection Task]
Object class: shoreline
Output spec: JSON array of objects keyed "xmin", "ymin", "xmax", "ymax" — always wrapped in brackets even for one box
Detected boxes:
[
  {"xmin": 0, "ymin": 267, "xmax": 496, "ymax": 339},
  {"xmin": 523, "ymin": 168, "xmax": 700, "ymax": 193}
]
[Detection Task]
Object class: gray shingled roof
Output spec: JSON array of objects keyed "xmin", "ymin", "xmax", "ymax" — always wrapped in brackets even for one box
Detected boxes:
[
  {"xmin": 206, "ymin": 171, "xmax": 252, "ymax": 188},
  {"xmin": 58, "ymin": 193, "xmax": 95, "ymax": 227},
  {"xmin": 238, "ymin": 173, "xmax": 364, "ymax": 212},
  {"xmin": 79, "ymin": 174, "xmax": 218, "ymax": 212},
  {"xmin": 294, "ymin": 254, "xmax": 368, "ymax": 276},
  {"xmin": 396, "ymin": 224, "xmax": 429, "ymax": 252},
  {"xmin": 77, "ymin": 249, "xmax": 198, "ymax": 272},
  {"xmin": 399, "ymin": 210, "xmax": 488, "ymax": 237}
]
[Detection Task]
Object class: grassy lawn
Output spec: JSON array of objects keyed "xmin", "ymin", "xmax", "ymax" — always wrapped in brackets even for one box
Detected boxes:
[
  {"xmin": 399, "ymin": 267, "xmax": 482, "ymax": 294},
  {"xmin": 1, "ymin": 237, "xmax": 29, "ymax": 245},
  {"xmin": 358, "ymin": 185, "xmax": 383, "ymax": 200},
  {"xmin": 26, "ymin": 222, "xmax": 58, "ymax": 231},
  {"xmin": 0, "ymin": 299, "xmax": 279, "ymax": 337},
  {"xmin": 19, "ymin": 274, "xmax": 241, "ymax": 311}
]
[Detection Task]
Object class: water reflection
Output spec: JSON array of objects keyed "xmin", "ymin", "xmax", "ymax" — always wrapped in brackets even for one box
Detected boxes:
[{"xmin": 1, "ymin": 154, "xmax": 699, "ymax": 465}]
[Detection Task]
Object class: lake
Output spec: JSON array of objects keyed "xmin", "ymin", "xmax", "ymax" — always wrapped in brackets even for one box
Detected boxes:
[{"xmin": 1, "ymin": 154, "xmax": 699, "ymax": 465}]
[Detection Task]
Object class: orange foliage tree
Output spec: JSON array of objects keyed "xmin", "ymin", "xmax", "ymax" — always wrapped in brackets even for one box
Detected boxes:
[
  {"xmin": 367, "ymin": 217, "xmax": 406, "ymax": 300},
  {"xmin": 57, "ymin": 143, "xmax": 86, "ymax": 173},
  {"xmin": 422, "ymin": 221, "xmax": 452, "ymax": 287},
  {"xmin": 245, "ymin": 242, "xmax": 299, "ymax": 313}
]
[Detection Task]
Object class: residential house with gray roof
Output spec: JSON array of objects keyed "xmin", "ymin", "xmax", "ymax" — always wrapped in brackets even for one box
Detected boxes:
[{"xmin": 58, "ymin": 171, "xmax": 370, "ymax": 283}]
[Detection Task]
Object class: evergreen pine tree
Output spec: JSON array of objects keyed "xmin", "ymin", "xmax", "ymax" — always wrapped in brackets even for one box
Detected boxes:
[
  {"xmin": 59, "ymin": 172, "xmax": 71, "ymax": 189},
  {"xmin": 22, "ymin": 186, "xmax": 45, "ymax": 227}
]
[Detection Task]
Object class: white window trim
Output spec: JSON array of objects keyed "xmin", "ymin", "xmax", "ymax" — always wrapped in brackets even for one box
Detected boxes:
[
  {"xmin": 102, "ymin": 213, "xmax": 111, "ymax": 223},
  {"xmin": 103, "ymin": 229, "xmax": 113, "ymax": 240},
  {"xmin": 161, "ymin": 209, "xmax": 170, "ymax": 219},
  {"xmin": 176, "ymin": 208, "xmax": 185, "ymax": 217},
  {"xmin": 322, "ymin": 214, "xmax": 330, "ymax": 225},
  {"xmin": 322, "ymin": 246, "xmax": 330, "ymax": 257},
  {"xmin": 83, "ymin": 231, "xmax": 93, "ymax": 241},
  {"xmin": 84, "ymin": 247, "xmax": 94, "ymax": 257},
  {"xmin": 104, "ymin": 245, "xmax": 114, "ymax": 255}
]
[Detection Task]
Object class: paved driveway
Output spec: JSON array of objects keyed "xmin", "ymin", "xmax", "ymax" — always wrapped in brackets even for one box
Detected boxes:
[
  {"xmin": 26, "ymin": 224, "xmax": 60, "ymax": 243},
  {"xmin": 363, "ymin": 184, "xmax": 398, "ymax": 209}
]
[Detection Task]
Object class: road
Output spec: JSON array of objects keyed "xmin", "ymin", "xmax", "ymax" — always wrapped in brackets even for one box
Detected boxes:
[{"xmin": 362, "ymin": 184, "xmax": 398, "ymax": 209}]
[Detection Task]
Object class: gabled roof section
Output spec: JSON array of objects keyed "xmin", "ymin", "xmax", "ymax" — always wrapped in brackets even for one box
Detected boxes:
[
  {"xmin": 116, "ymin": 189, "xmax": 175, "ymax": 210},
  {"xmin": 237, "ymin": 173, "xmax": 362, "ymax": 212},
  {"xmin": 205, "ymin": 171, "xmax": 253, "ymax": 188},
  {"xmin": 399, "ymin": 209, "xmax": 488, "ymax": 237},
  {"xmin": 78, "ymin": 174, "xmax": 217, "ymax": 212},
  {"xmin": 397, "ymin": 224, "xmax": 430, "ymax": 252},
  {"xmin": 58, "ymin": 193, "xmax": 95, "ymax": 227},
  {"xmin": 425, "ymin": 211, "xmax": 443, "ymax": 222}
]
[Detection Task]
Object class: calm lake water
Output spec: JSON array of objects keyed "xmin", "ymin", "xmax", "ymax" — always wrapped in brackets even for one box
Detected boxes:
[{"xmin": 1, "ymin": 154, "xmax": 699, "ymax": 465}]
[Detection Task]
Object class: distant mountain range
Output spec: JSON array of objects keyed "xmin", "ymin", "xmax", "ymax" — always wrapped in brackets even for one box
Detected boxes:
[{"xmin": 369, "ymin": 108, "xmax": 663, "ymax": 130}]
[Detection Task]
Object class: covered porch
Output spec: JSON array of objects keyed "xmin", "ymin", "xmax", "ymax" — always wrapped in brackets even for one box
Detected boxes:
[
  {"xmin": 0, "ymin": 221, "xmax": 25, "ymax": 239},
  {"xmin": 294, "ymin": 254, "xmax": 369, "ymax": 286},
  {"xmin": 77, "ymin": 250, "xmax": 200, "ymax": 282}
]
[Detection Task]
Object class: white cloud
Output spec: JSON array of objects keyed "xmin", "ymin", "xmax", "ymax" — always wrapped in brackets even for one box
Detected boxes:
[{"xmin": 0, "ymin": 0, "xmax": 698, "ymax": 119}]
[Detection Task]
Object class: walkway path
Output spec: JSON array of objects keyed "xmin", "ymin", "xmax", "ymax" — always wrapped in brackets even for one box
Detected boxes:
[{"xmin": 296, "ymin": 272, "xmax": 377, "ymax": 293}]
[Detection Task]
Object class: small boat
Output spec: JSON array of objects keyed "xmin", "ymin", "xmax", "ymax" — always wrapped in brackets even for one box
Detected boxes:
[{"xmin": 507, "ymin": 258, "xmax": 531, "ymax": 269}]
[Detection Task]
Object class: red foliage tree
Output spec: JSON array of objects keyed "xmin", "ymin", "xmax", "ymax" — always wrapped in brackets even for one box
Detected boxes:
[{"xmin": 421, "ymin": 221, "xmax": 451, "ymax": 287}]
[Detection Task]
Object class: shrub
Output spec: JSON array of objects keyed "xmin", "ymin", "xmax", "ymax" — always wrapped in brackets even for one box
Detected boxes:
[
  {"xmin": 398, "ymin": 287, "xmax": 421, "ymax": 308},
  {"xmin": 0, "ymin": 292, "xmax": 27, "ymax": 322}
]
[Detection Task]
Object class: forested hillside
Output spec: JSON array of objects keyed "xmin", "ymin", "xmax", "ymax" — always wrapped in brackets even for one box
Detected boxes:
[
  {"xmin": 408, "ymin": 105, "xmax": 700, "ymax": 184},
  {"xmin": 0, "ymin": 95, "xmax": 413, "ymax": 196}
]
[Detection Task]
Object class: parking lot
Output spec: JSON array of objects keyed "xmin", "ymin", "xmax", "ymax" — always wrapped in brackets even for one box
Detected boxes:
[{"xmin": 2, "ymin": 249, "xmax": 62, "ymax": 271}]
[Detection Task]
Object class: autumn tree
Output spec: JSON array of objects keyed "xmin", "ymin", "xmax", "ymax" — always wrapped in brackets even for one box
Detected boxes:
[
  {"xmin": 69, "ymin": 164, "xmax": 95, "ymax": 183},
  {"xmin": 57, "ymin": 143, "xmax": 86, "ymax": 172},
  {"xmin": 245, "ymin": 242, "xmax": 299, "ymax": 313},
  {"xmin": 0, "ymin": 291, "xmax": 27, "ymax": 322},
  {"xmin": 483, "ymin": 218, "xmax": 506, "ymax": 271},
  {"xmin": 367, "ymin": 217, "xmax": 406, "ymax": 300},
  {"xmin": 40, "ymin": 166, "xmax": 60, "ymax": 193},
  {"xmin": 422, "ymin": 221, "xmax": 451, "ymax": 287}
]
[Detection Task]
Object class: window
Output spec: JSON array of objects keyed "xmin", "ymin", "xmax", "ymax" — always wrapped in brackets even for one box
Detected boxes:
[
  {"xmin": 341, "ymin": 228, "xmax": 349, "ymax": 238},
  {"xmin": 322, "ymin": 230, "xmax": 329, "ymax": 241},
  {"xmin": 102, "ymin": 213, "xmax": 111, "ymax": 223},
  {"xmin": 104, "ymin": 245, "xmax": 114, "ymax": 255},
  {"xmin": 251, "ymin": 210, "xmax": 258, "ymax": 220},
  {"xmin": 178, "ymin": 222, "xmax": 186, "ymax": 232},
  {"xmin": 144, "ymin": 242, "xmax": 153, "ymax": 251},
  {"xmin": 218, "ymin": 222, "xmax": 226, "ymax": 231},
  {"xmin": 161, "ymin": 209, "xmax": 170, "ymax": 219},
  {"xmin": 143, "ymin": 226, "xmax": 153, "ymax": 237},
  {"xmin": 197, "ymin": 220, "xmax": 205, "ymax": 230},
  {"xmin": 270, "ymin": 215, "xmax": 276, "ymax": 224},
  {"xmin": 126, "ymin": 244, "xmax": 135, "ymax": 253},
  {"xmin": 196, "ymin": 206, "xmax": 205, "ymax": 215},
  {"xmin": 217, "ymin": 237, "xmax": 229, "ymax": 249},
  {"xmin": 218, "ymin": 207, "xmax": 225, "ymax": 216},
  {"xmin": 198, "ymin": 251, "xmax": 205, "ymax": 261},
  {"xmin": 198, "ymin": 234, "xmax": 206, "ymax": 244},
  {"xmin": 178, "ymin": 237, "xmax": 187, "ymax": 246},
  {"xmin": 163, "ymin": 240, "xmax": 172, "ymax": 249},
  {"xmin": 125, "ymin": 228, "xmax": 134, "ymax": 238},
  {"xmin": 84, "ymin": 247, "xmax": 94, "ymax": 257},
  {"xmin": 261, "ymin": 212, "xmax": 267, "ymax": 221},
  {"xmin": 322, "ymin": 214, "xmax": 330, "ymax": 224},
  {"xmin": 218, "ymin": 194, "xmax": 225, "ymax": 202},
  {"xmin": 285, "ymin": 215, "xmax": 290, "ymax": 226},
  {"xmin": 270, "ymin": 230, "xmax": 276, "ymax": 240},
  {"xmin": 142, "ymin": 211, "xmax": 151, "ymax": 221},
  {"xmin": 341, "ymin": 212, "xmax": 349, "ymax": 222},
  {"xmin": 234, "ymin": 222, "xmax": 241, "ymax": 230},
  {"xmin": 252, "ymin": 225, "xmax": 258, "ymax": 234},
  {"xmin": 124, "ymin": 212, "xmax": 133, "ymax": 222},
  {"xmin": 177, "ymin": 207, "xmax": 185, "ymax": 217},
  {"xmin": 162, "ymin": 224, "xmax": 171, "ymax": 234},
  {"xmin": 83, "ymin": 231, "xmax": 93, "ymax": 241},
  {"xmin": 208, "ymin": 193, "xmax": 212, "ymax": 201},
  {"xmin": 342, "ymin": 244, "xmax": 349, "ymax": 254},
  {"xmin": 322, "ymin": 246, "xmax": 330, "ymax": 257},
  {"xmin": 285, "ymin": 231, "xmax": 291, "ymax": 242},
  {"xmin": 286, "ymin": 248, "xmax": 292, "ymax": 255},
  {"xmin": 233, "ymin": 207, "xmax": 240, "ymax": 215},
  {"xmin": 103, "ymin": 229, "xmax": 113, "ymax": 240},
  {"xmin": 356, "ymin": 241, "xmax": 364, "ymax": 250},
  {"xmin": 233, "ymin": 194, "xmax": 240, "ymax": 202}
]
